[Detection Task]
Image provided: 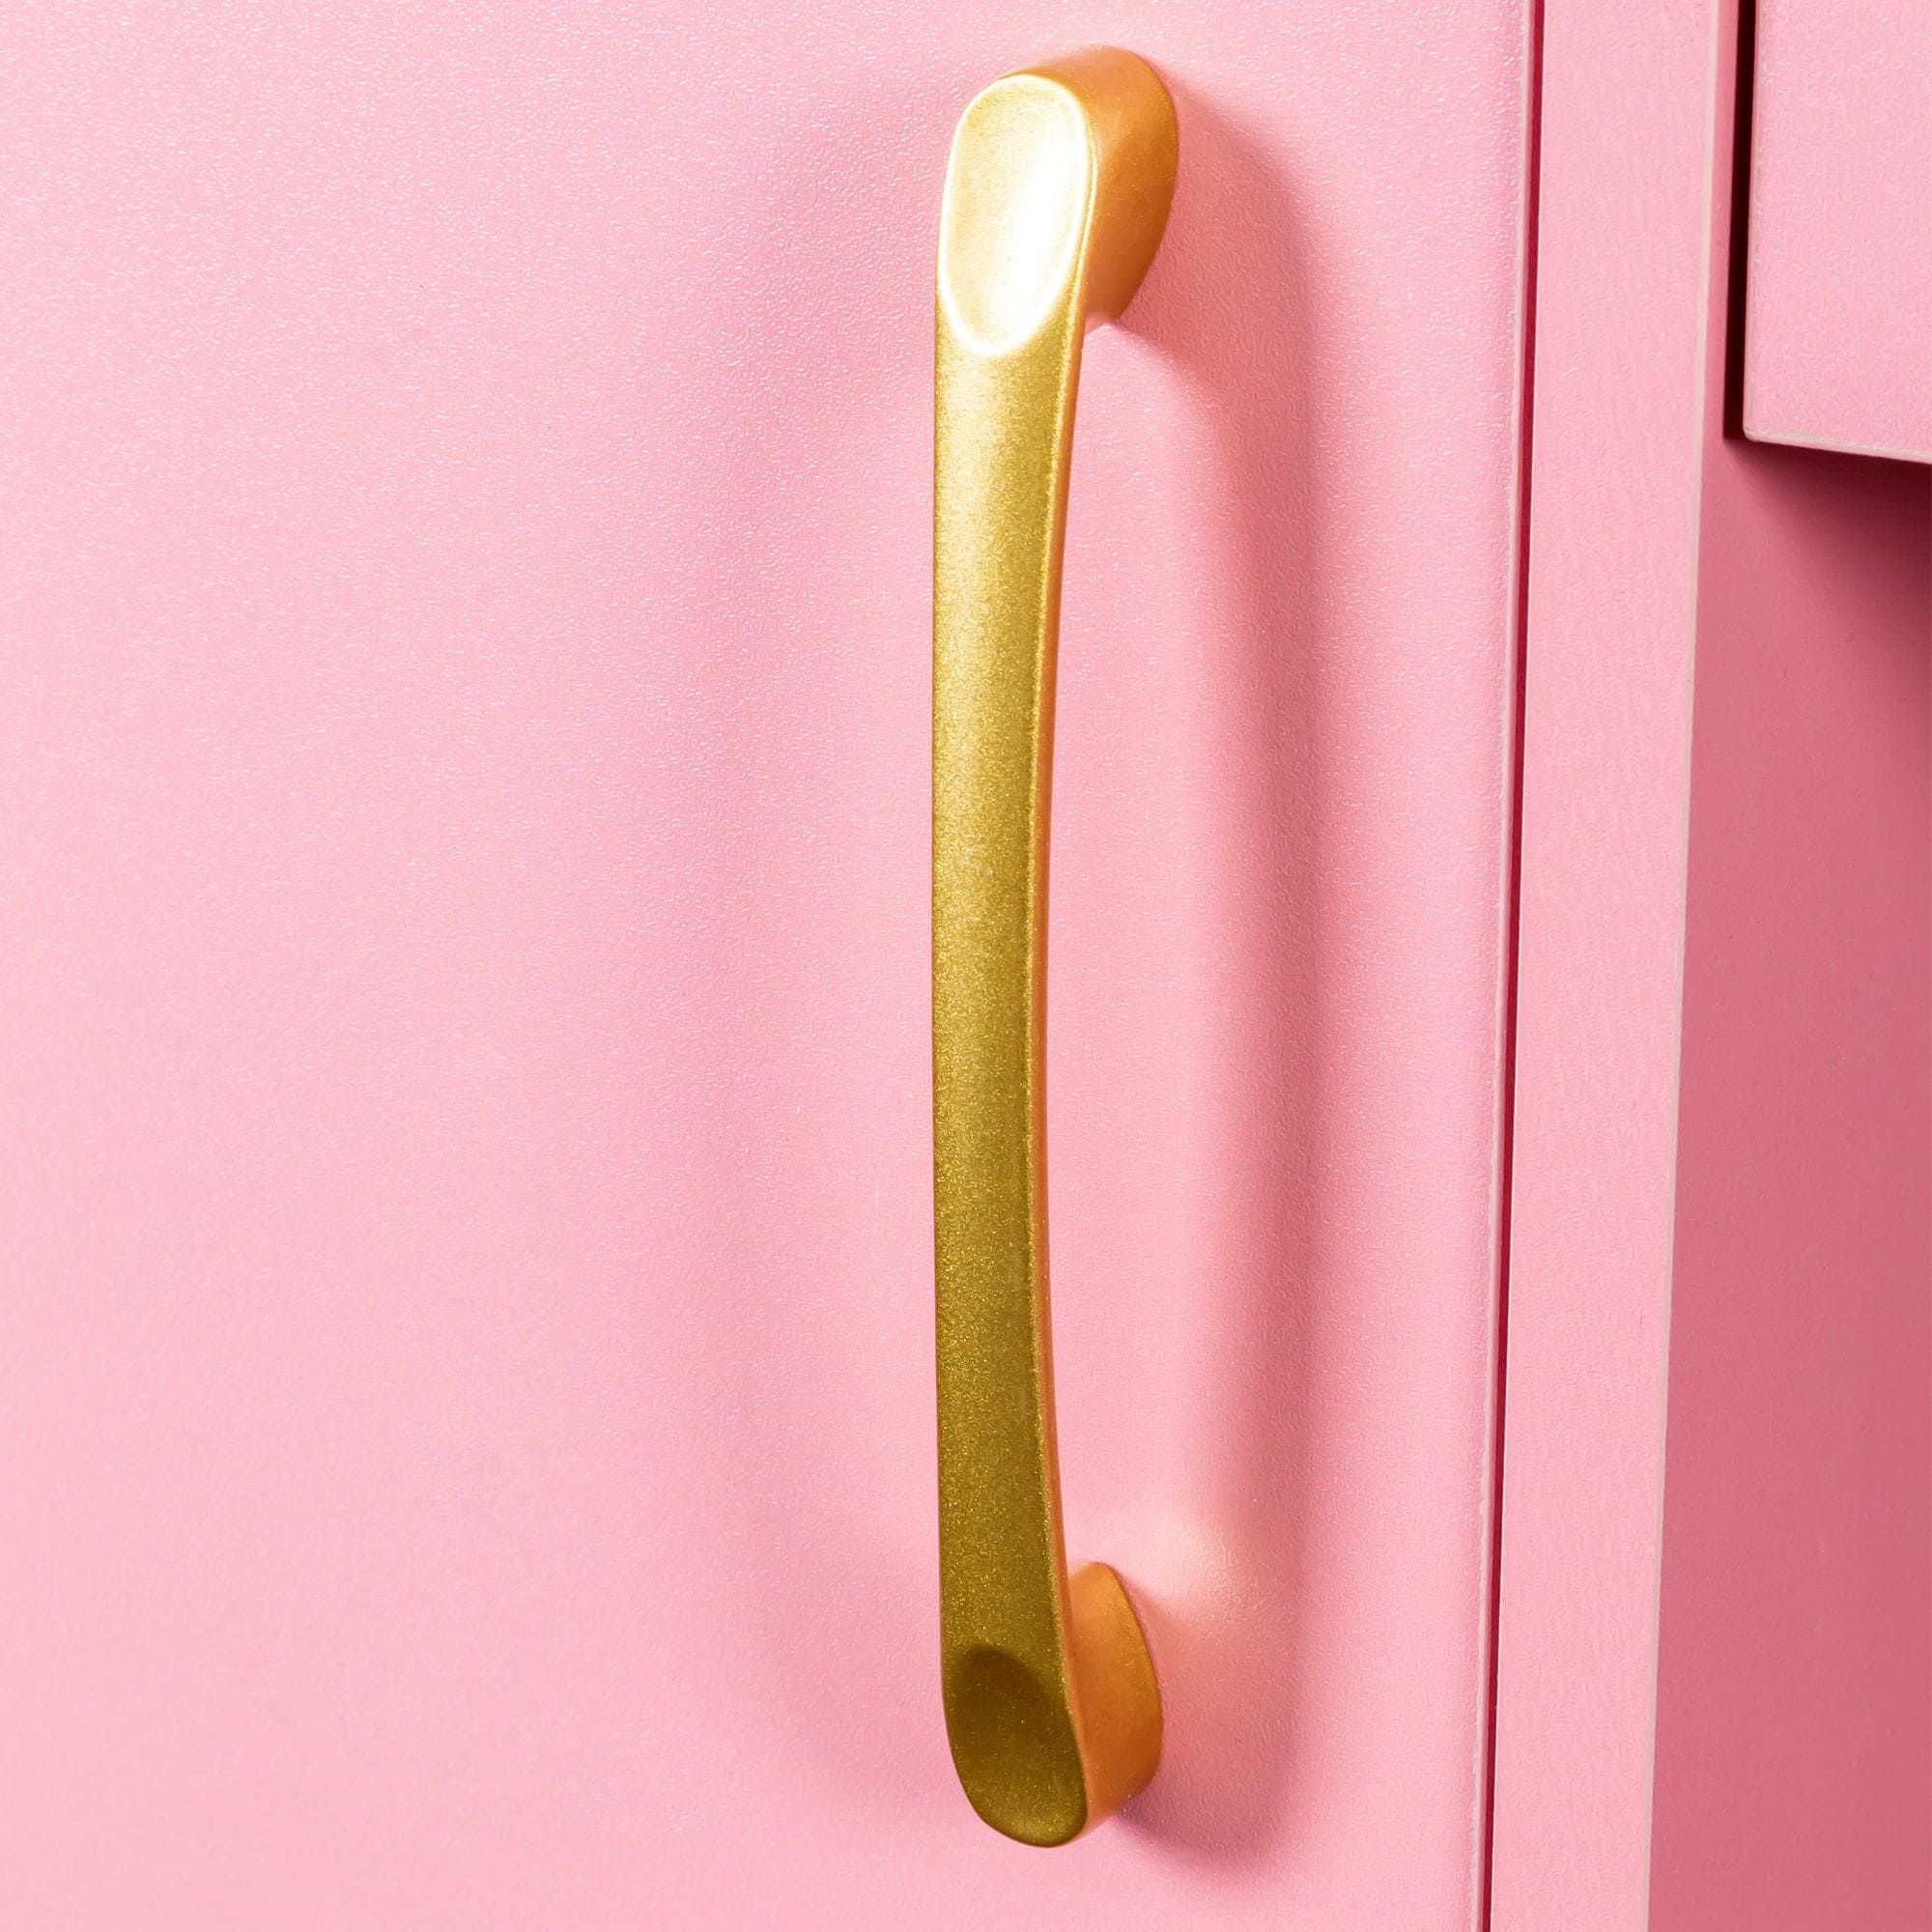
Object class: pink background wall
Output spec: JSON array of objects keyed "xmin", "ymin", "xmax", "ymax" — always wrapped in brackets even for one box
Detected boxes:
[
  {"xmin": 1651, "ymin": 435, "xmax": 1930, "ymax": 1932},
  {"xmin": 1, "ymin": 3, "xmax": 1533, "ymax": 1925},
  {"xmin": 1743, "ymin": 0, "xmax": 1932, "ymax": 460}
]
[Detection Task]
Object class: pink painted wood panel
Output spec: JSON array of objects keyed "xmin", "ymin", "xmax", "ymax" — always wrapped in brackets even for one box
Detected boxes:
[
  {"xmin": 1489, "ymin": 0, "xmax": 1718, "ymax": 1921},
  {"xmin": 0, "ymin": 3, "xmax": 1534, "ymax": 1926},
  {"xmin": 1743, "ymin": 0, "xmax": 1932, "ymax": 460}
]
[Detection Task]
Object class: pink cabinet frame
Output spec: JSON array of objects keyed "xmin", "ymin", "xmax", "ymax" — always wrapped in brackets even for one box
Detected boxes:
[{"xmin": 1495, "ymin": 1, "xmax": 1929, "ymax": 1925}]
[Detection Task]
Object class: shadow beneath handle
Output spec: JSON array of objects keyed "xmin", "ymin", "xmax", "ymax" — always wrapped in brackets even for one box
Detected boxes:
[{"xmin": 1107, "ymin": 83, "xmax": 1330, "ymax": 1867}]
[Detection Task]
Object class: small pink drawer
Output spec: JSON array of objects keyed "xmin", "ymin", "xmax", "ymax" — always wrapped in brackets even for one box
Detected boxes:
[{"xmin": 1743, "ymin": 0, "xmax": 1932, "ymax": 460}]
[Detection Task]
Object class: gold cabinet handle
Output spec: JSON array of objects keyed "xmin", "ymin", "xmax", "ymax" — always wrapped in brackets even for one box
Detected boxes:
[{"xmin": 932, "ymin": 48, "xmax": 1178, "ymax": 1849}]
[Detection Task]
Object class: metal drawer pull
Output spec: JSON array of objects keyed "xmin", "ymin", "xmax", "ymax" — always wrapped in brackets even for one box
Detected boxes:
[{"xmin": 931, "ymin": 46, "xmax": 1178, "ymax": 1848}]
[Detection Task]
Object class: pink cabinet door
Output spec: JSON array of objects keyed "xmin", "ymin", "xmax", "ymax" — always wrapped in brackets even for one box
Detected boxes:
[{"xmin": 2, "ymin": 5, "xmax": 1531, "ymax": 1925}]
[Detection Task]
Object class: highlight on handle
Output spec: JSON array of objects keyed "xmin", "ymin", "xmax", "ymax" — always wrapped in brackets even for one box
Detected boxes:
[{"xmin": 931, "ymin": 48, "xmax": 1178, "ymax": 1847}]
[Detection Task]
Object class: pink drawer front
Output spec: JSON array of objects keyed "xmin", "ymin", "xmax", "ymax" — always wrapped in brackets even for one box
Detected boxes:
[
  {"xmin": 1, "ymin": 4, "xmax": 1531, "ymax": 1926},
  {"xmin": 7, "ymin": 3, "xmax": 1920, "ymax": 1927},
  {"xmin": 1743, "ymin": 0, "xmax": 1932, "ymax": 460}
]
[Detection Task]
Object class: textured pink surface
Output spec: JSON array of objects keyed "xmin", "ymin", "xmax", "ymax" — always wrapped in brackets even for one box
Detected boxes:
[
  {"xmin": 1744, "ymin": 0, "xmax": 1932, "ymax": 460},
  {"xmin": 0, "ymin": 3, "xmax": 1533, "ymax": 1926},
  {"xmin": 1490, "ymin": 0, "xmax": 1717, "ymax": 1924},
  {"xmin": 1651, "ymin": 440, "xmax": 1930, "ymax": 1929}
]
